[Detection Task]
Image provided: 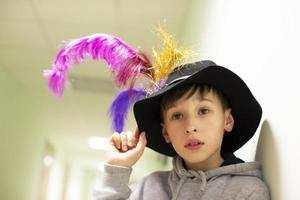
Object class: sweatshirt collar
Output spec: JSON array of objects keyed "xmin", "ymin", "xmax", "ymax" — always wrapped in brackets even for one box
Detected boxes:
[{"xmin": 172, "ymin": 154, "xmax": 262, "ymax": 180}]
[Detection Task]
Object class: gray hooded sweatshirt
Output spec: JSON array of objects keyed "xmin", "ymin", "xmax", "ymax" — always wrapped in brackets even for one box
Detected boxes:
[{"xmin": 94, "ymin": 155, "xmax": 270, "ymax": 200}]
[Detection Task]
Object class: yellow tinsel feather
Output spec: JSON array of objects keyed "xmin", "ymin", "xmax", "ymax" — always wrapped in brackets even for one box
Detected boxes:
[{"xmin": 152, "ymin": 27, "xmax": 195, "ymax": 82}]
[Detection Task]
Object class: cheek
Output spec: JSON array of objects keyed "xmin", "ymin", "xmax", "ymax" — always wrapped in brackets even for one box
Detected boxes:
[
  {"xmin": 201, "ymin": 120, "xmax": 225, "ymax": 139},
  {"xmin": 166, "ymin": 121, "xmax": 183, "ymax": 131},
  {"xmin": 203, "ymin": 127, "xmax": 224, "ymax": 149},
  {"xmin": 165, "ymin": 124, "xmax": 184, "ymax": 140}
]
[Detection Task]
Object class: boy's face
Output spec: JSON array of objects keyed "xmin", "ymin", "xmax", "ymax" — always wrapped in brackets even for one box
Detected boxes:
[{"xmin": 161, "ymin": 89, "xmax": 234, "ymax": 171}]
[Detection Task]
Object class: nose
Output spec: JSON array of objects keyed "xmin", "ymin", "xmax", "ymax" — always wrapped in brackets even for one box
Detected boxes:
[
  {"xmin": 185, "ymin": 116, "xmax": 198, "ymax": 134},
  {"xmin": 185, "ymin": 127, "xmax": 198, "ymax": 134}
]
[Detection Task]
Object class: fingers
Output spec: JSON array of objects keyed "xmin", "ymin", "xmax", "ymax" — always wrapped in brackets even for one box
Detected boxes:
[
  {"xmin": 110, "ymin": 130, "xmax": 146, "ymax": 152},
  {"xmin": 111, "ymin": 131, "xmax": 135, "ymax": 152},
  {"xmin": 111, "ymin": 132, "xmax": 121, "ymax": 150}
]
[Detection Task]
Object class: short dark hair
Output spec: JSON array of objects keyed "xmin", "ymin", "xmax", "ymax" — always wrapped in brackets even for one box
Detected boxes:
[{"xmin": 160, "ymin": 84, "xmax": 230, "ymax": 121}]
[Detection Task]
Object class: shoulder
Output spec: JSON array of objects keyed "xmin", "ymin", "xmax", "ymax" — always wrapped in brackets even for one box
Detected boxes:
[
  {"xmin": 231, "ymin": 175, "xmax": 268, "ymax": 189},
  {"xmin": 225, "ymin": 175, "xmax": 270, "ymax": 199},
  {"xmin": 211, "ymin": 161, "xmax": 270, "ymax": 199}
]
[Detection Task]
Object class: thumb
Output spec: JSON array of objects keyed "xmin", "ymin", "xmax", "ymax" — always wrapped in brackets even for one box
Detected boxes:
[{"xmin": 135, "ymin": 131, "xmax": 147, "ymax": 152}]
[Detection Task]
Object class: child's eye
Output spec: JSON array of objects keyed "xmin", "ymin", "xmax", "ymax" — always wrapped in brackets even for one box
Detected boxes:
[
  {"xmin": 171, "ymin": 112, "xmax": 183, "ymax": 120},
  {"xmin": 198, "ymin": 108, "xmax": 209, "ymax": 115}
]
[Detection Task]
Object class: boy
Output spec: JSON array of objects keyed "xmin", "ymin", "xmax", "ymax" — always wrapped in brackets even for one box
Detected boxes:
[{"xmin": 94, "ymin": 60, "xmax": 270, "ymax": 199}]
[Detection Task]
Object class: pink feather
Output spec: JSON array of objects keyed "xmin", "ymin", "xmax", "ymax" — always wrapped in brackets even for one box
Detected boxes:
[{"xmin": 43, "ymin": 34, "xmax": 151, "ymax": 97}]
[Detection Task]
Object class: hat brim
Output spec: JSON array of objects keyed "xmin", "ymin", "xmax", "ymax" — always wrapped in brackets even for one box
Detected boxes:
[{"xmin": 133, "ymin": 64, "xmax": 262, "ymax": 156}]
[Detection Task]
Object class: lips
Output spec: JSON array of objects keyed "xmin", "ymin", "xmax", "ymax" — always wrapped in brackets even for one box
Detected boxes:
[{"xmin": 184, "ymin": 139, "xmax": 204, "ymax": 150}]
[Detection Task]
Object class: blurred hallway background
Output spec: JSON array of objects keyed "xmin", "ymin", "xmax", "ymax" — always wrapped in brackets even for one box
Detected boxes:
[{"xmin": 1, "ymin": 0, "xmax": 300, "ymax": 199}]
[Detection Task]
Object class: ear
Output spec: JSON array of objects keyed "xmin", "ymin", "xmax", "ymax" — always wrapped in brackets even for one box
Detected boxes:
[
  {"xmin": 160, "ymin": 123, "xmax": 171, "ymax": 143},
  {"xmin": 224, "ymin": 109, "xmax": 234, "ymax": 133}
]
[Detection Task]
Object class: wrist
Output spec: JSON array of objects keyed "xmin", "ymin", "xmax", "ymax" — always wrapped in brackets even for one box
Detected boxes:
[{"xmin": 106, "ymin": 159, "xmax": 133, "ymax": 168}]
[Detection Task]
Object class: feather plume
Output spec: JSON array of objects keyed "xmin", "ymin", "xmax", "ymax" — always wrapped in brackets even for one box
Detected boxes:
[
  {"xmin": 43, "ymin": 34, "xmax": 151, "ymax": 97},
  {"xmin": 152, "ymin": 27, "xmax": 195, "ymax": 82},
  {"xmin": 109, "ymin": 88, "xmax": 146, "ymax": 133}
]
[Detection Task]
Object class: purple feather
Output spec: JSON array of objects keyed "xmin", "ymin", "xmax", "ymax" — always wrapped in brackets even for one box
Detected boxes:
[
  {"xmin": 109, "ymin": 88, "xmax": 146, "ymax": 133},
  {"xmin": 43, "ymin": 34, "xmax": 151, "ymax": 97}
]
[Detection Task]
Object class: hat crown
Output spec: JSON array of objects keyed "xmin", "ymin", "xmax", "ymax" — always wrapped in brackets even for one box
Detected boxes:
[{"xmin": 166, "ymin": 60, "xmax": 216, "ymax": 86}]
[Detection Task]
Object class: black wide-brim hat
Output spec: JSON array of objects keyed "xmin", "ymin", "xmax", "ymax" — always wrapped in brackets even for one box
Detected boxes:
[{"xmin": 133, "ymin": 60, "xmax": 262, "ymax": 156}]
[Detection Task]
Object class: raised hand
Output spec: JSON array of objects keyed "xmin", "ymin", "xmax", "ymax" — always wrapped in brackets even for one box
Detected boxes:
[{"xmin": 106, "ymin": 128, "xmax": 147, "ymax": 168}]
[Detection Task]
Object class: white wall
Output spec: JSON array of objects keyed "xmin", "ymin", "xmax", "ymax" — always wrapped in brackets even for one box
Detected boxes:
[
  {"xmin": 0, "ymin": 67, "xmax": 44, "ymax": 200},
  {"xmin": 181, "ymin": 0, "xmax": 300, "ymax": 199}
]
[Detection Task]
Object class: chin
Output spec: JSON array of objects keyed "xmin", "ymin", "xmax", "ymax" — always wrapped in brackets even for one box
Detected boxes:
[{"xmin": 182, "ymin": 153, "xmax": 207, "ymax": 164}]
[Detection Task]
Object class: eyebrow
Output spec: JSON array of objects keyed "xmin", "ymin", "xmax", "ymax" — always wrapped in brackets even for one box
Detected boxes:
[{"xmin": 201, "ymin": 98, "xmax": 214, "ymax": 103}]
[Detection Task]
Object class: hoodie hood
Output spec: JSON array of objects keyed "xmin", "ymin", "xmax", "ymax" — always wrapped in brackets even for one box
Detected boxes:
[
  {"xmin": 168, "ymin": 155, "xmax": 263, "ymax": 200},
  {"xmin": 172, "ymin": 154, "xmax": 262, "ymax": 179}
]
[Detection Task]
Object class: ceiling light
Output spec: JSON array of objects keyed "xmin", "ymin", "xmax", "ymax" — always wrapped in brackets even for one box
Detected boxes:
[{"xmin": 43, "ymin": 155, "xmax": 53, "ymax": 166}]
